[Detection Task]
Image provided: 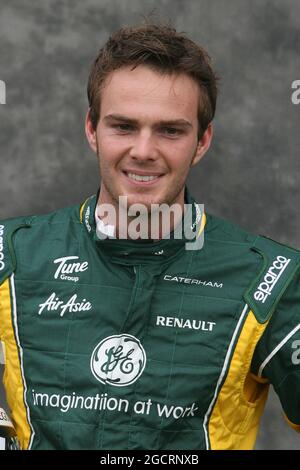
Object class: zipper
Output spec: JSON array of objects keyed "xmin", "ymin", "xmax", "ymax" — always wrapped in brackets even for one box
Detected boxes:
[{"xmin": 119, "ymin": 265, "xmax": 140, "ymax": 332}]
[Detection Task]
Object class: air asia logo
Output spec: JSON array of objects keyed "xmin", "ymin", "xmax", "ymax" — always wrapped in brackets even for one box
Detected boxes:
[
  {"xmin": 0, "ymin": 225, "xmax": 4, "ymax": 271},
  {"xmin": 38, "ymin": 293, "xmax": 92, "ymax": 317},
  {"xmin": 91, "ymin": 334, "xmax": 146, "ymax": 387},
  {"xmin": 254, "ymin": 255, "xmax": 291, "ymax": 303},
  {"xmin": 53, "ymin": 256, "xmax": 88, "ymax": 282}
]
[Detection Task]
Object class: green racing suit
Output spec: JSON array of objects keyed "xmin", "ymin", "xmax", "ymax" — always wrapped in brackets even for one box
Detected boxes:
[{"xmin": 0, "ymin": 187, "xmax": 299, "ymax": 450}]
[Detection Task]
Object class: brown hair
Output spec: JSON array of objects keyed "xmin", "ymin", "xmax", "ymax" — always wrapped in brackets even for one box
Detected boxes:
[{"xmin": 87, "ymin": 22, "xmax": 218, "ymax": 138}]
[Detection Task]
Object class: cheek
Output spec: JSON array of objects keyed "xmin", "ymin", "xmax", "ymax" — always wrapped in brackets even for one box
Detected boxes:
[
  {"xmin": 98, "ymin": 137, "xmax": 124, "ymax": 166},
  {"xmin": 167, "ymin": 145, "xmax": 195, "ymax": 173},
  {"xmin": 164, "ymin": 135, "xmax": 196, "ymax": 157}
]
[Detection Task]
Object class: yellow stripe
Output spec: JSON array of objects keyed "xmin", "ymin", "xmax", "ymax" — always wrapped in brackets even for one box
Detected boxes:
[
  {"xmin": 79, "ymin": 197, "xmax": 90, "ymax": 223},
  {"xmin": 208, "ymin": 310, "xmax": 270, "ymax": 449},
  {"xmin": 0, "ymin": 279, "xmax": 31, "ymax": 449},
  {"xmin": 196, "ymin": 212, "xmax": 206, "ymax": 239}
]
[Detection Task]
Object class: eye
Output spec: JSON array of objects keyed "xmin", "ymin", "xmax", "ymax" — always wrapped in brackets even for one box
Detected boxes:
[
  {"xmin": 113, "ymin": 123, "xmax": 134, "ymax": 133},
  {"xmin": 161, "ymin": 127, "xmax": 183, "ymax": 137}
]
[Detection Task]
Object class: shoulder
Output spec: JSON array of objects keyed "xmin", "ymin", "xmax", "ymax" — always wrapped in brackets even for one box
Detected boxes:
[
  {"xmin": 0, "ymin": 202, "xmax": 82, "ymax": 284},
  {"xmin": 205, "ymin": 212, "xmax": 257, "ymax": 244},
  {"xmin": 0, "ymin": 214, "xmax": 31, "ymax": 283},
  {"xmin": 205, "ymin": 211, "xmax": 300, "ymax": 268},
  {"xmin": 204, "ymin": 211, "xmax": 300, "ymax": 322}
]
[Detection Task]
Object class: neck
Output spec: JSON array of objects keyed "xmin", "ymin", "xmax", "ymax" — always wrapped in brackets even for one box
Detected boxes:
[{"xmin": 96, "ymin": 187, "xmax": 186, "ymax": 240}]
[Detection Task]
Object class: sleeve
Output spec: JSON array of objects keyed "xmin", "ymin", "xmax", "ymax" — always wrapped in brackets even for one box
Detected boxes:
[
  {"xmin": 0, "ymin": 221, "xmax": 16, "ymax": 287},
  {"xmin": 251, "ymin": 268, "xmax": 300, "ymax": 431},
  {"xmin": 0, "ymin": 217, "xmax": 32, "ymax": 344},
  {"xmin": 0, "ymin": 217, "xmax": 32, "ymax": 288}
]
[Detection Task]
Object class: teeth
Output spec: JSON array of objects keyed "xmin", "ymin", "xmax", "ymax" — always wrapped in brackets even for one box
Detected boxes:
[{"xmin": 127, "ymin": 173, "xmax": 159, "ymax": 182}]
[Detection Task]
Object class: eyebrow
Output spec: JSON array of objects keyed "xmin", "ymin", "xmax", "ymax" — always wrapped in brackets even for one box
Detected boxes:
[{"xmin": 103, "ymin": 114, "xmax": 193, "ymax": 128}]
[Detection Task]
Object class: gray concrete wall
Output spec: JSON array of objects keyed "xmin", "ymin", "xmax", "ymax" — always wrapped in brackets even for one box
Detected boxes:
[{"xmin": 0, "ymin": 0, "xmax": 299, "ymax": 449}]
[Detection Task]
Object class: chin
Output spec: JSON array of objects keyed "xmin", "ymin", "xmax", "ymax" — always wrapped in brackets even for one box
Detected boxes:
[{"xmin": 130, "ymin": 195, "xmax": 163, "ymax": 208}]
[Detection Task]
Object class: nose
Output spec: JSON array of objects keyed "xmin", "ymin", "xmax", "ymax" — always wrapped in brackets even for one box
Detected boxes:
[{"xmin": 128, "ymin": 130, "xmax": 158, "ymax": 161}]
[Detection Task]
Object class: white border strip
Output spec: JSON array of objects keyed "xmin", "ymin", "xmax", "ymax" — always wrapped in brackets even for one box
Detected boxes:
[
  {"xmin": 10, "ymin": 274, "xmax": 35, "ymax": 449},
  {"xmin": 268, "ymin": 258, "xmax": 291, "ymax": 292},
  {"xmin": 258, "ymin": 323, "xmax": 300, "ymax": 378},
  {"xmin": 203, "ymin": 303, "xmax": 249, "ymax": 449}
]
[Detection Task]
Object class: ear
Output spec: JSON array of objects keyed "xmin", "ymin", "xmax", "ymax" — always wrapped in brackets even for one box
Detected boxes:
[
  {"xmin": 85, "ymin": 108, "xmax": 98, "ymax": 154},
  {"xmin": 191, "ymin": 123, "xmax": 213, "ymax": 167}
]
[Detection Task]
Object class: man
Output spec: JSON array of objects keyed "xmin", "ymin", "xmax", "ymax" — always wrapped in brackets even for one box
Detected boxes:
[{"xmin": 0, "ymin": 23, "xmax": 299, "ymax": 450}]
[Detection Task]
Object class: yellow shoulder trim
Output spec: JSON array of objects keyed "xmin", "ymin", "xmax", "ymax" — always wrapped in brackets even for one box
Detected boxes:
[
  {"xmin": 208, "ymin": 310, "xmax": 269, "ymax": 450},
  {"xmin": 196, "ymin": 213, "xmax": 206, "ymax": 239},
  {"xmin": 79, "ymin": 197, "xmax": 90, "ymax": 223}
]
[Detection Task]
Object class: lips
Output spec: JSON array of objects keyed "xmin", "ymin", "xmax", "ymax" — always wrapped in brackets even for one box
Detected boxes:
[
  {"xmin": 122, "ymin": 170, "xmax": 164, "ymax": 185},
  {"xmin": 127, "ymin": 172, "xmax": 159, "ymax": 182}
]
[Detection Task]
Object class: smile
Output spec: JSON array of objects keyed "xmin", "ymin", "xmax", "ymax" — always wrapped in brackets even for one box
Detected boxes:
[{"xmin": 123, "ymin": 171, "xmax": 163, "ymax": 185}]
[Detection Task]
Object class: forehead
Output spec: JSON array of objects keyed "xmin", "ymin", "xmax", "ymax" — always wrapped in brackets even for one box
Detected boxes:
[{"xmin": 99, "ymin": 65, "xmax": 199, "ymax": 121}]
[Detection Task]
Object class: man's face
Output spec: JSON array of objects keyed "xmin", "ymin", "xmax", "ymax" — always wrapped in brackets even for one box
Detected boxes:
[{"xmin": 86, "ymin": 65, "xmax": 212, "ymax": 210}]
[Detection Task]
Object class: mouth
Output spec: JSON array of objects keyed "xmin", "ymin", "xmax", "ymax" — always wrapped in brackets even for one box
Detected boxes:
[{"xmin": 122, "ymin": 171, "xmax": 164, "ymax": 185}]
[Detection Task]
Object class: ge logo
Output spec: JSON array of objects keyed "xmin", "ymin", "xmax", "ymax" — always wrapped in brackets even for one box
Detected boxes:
[{"xmin": 90, "ymin": 334, "xmax": 146, "ymax": 387}]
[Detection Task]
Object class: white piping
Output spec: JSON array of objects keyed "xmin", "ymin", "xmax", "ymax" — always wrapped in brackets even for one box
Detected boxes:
[{"xmin": 258, "ymin": 323, "xmax": 300, "ymax": 378}]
